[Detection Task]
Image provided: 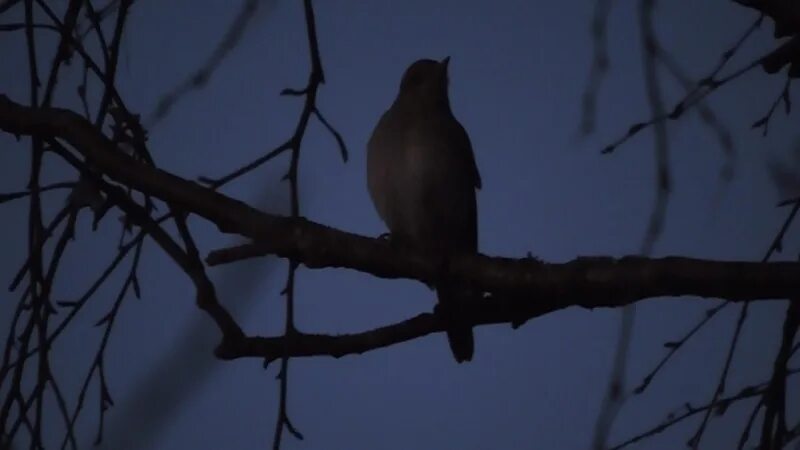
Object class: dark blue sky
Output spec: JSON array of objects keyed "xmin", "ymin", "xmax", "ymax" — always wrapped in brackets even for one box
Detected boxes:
[{"xmin": 0, "ymin": 1, "xmax": 797, "ymax": 449}]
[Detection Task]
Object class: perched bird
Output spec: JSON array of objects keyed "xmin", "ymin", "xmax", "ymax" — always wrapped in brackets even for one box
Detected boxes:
[{"xmin": 367, "ymin": 57, "xmax": 482, "ymax": 363}]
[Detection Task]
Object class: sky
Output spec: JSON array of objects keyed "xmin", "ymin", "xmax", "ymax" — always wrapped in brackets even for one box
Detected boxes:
[{"xmin": 0, "ymin": 1, "xmax": 798, "ymax": 449}]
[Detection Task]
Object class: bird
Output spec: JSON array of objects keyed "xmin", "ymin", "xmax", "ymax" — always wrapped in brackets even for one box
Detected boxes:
[{"xmin": 367, "ymin": 57, "xmax": 482, "ymax": 363}]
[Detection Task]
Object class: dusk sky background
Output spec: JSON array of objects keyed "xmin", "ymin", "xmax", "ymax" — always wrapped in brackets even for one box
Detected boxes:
[{"xmin": 0, "ymin": 1, "xmax": 798, "ymax": 449}]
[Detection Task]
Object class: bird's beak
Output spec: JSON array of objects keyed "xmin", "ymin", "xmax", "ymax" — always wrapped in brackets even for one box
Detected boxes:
[{"xmin": 440, "ymin": 56, "xmax": 450, "ymax": 72}]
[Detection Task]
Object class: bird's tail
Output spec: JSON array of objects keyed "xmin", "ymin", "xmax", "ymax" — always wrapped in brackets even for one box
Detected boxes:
[{"xmin": 436, "ymin": 282, "xmax": 475, "ymax": 363}]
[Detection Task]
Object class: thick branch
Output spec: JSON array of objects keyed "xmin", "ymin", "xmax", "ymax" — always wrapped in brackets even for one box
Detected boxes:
[{"xmin": 2, "ymin": 94, "xmax": 800, "ymax": 311}]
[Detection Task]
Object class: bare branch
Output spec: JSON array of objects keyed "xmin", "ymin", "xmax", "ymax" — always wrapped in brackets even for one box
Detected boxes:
[
  {"xmin": 148, "ymin": 0, "xmax": 267, "ymax": 126},
  {"xmin": 0, "ymin": 182, "xmax": 75, "ymax": 204},
  {"xmin": 610, "ymin": 371, "xmax": 800, "ymax": 450},
  {"xmin": 3, "ymin": 94, "xmax": 800, "ymax": 306}
]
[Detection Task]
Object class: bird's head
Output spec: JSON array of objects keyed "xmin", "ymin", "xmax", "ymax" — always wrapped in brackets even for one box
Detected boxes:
[{"xmin": 396, "ymin": 57, "xmax": 451, "ymax": 108}]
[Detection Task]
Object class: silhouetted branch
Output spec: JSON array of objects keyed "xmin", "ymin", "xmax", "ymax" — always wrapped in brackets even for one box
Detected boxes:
[
  {"xmin": 601, "ymin": 15, "xmax": 764, "ymax": 154},
  {"xmin": 630, "ymin": 198, "xmax": 800, "ymax": 448},
  {"xmin": 594, "ymin": 7, "xmax": 668, "ymax": 446},
  {"xmin": 4, "ymin": 93, "xmax": 800, "ymax": 304},
  {"xmin": 198, "ymin": 142, "xmax": 291, "ymax": 188},
  {"xmin": 751, "ymin": 76, "xmax": 792, "ymax": 136},
  {"xmin": 148, "ymin": 0, "xmax": 266, "ymax": 126},
  {"xmin": 580, "ymin": 0, "xmax": 613, "ymax": 136},
  {"xmin": 0, "ymin": 182, "xmax": 75, "ymax": 204},
  {"xmin": 758, "ymin": 300, "xmax": 799, "ymax": 449},
  {"xmin": 688, "ymin": 301, "xmax": 750, "ymax": 449},
  {"xmin": 633, "ymin": 302, "xmax": 726, "ymax": 395},
  {"xmin": 270, "ymin": 1, "xmax": 329, "ymax": 447},
  {"xmin": 62, "ymin": 239, "xmax": 143, "ymax": 448},
  {"xmin": 609, "ymin": 369, "xmax": 800, "ymax": 450},
  {"xmin": 656, "ymin": 44, "xmax": 735, "ymax": 182}
]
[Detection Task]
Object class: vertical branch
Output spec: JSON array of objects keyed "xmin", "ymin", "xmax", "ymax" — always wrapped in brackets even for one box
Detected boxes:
[
  {"xmin": 689, "ymin": 204, "xmax": 800, "ymax": 448},
  {"xmin": 272, "ymin": 262, "xmax": 300, "ymax": 450},
  {"xmin": 758, "ymin": 299, "xmax": 799, "ymax": 449},
  {"xmin": 82, "ymin": 0, "xmax": 112, "ymax": 67},
  {"xmin": 0, "ymin": 2, "xmax": 149, "ymax": 447},
  {"xmin": 595, "ymin": 17, "xmax": 767, "ymax": 450},
  {"xmin": 593, "ymin": 1, "xmax": 670, "ymax": 448},
  {"xmin": 639, "ymin": 0, "xmax": 670, "ymax": 256},
  {"xmin": 40, "ymin": 0, "xmax": 82, "ymax": 107},
  {"xmin": 272, "ymin": 1, "xmax": 325, "ymax": 448},
  {"xmin": 25, "ymin": 0, "xmax": 46, "ymax": 447},
  {"xmin": 688, "ymin": 303, "xmax": 750, "ymax": 449},
  {"xmin": 41, "ymin": 212, "xmax": 79, "ymax": 450},
  {"xmin": 61, "ymin": 239, "xmax": 144, "ymax": 449},
  {"xmin": 581, "ymin": 0, "xmax": 614, "ymax": 135},
  {"xmin": 592, "ymin": 307, "xmax": 635, "ymax": 450},
  {"xmin": 27, "ymin": 2, "xmax": 85, "ymax": 442},
  {"xmin": 94, "ymin": 0, "xmax": 130, "ymax": 128}
]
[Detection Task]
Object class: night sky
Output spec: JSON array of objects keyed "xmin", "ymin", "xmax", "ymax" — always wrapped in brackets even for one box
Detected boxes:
[{"xmin": 0, "ymin": 1, "xmax": 797, "ymax": 449}]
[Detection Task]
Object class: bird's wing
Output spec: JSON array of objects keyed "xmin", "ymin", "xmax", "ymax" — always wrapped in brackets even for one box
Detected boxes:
[{"xmin": 451, "ymin": 119, "xmax": 482, "ymax": 190}]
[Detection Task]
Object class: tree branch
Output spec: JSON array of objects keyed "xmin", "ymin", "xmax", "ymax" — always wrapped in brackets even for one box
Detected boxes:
[{"xmin": 2, "ymin": 94, "xmax": 800, "ymax": 311}]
